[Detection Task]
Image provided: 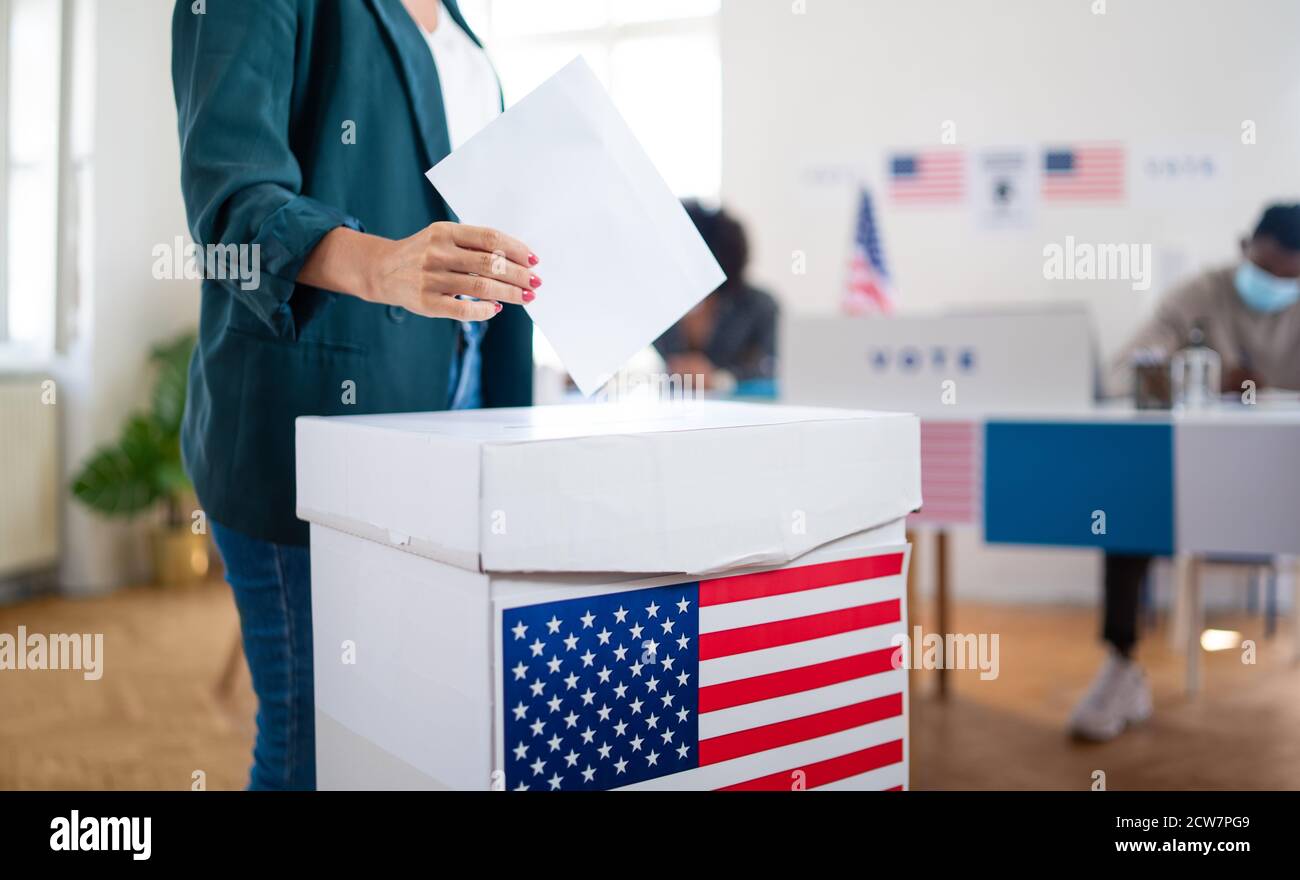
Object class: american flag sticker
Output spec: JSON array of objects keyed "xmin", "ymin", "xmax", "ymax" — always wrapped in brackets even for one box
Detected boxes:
[
  {"xmin": 1041, "ymin": 144, "xmax": 1126, "ymax": 202},
  {"xmin": 888, "ymin": 150, "xmax": 966, "ymax": 205},
  {"xmin": 497, "ymin": 547, "xmax": 910, "ymax": 791},
  {"xmin": 910, "ymin": 419, "xmax": 982, "ymax": 527}
]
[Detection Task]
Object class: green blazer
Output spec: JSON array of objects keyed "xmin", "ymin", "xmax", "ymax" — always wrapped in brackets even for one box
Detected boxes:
[{"xmin": 172, "ymin": 0, "xmax": 532, "ymax": 546}]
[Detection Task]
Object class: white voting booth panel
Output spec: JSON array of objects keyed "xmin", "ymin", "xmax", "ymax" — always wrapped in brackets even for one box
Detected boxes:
[
  {"xmin": 297, "ymin": 403, "xmax": 921, "ymax": 791},
  {"xmin": 780, "ymin": 308, "xmax": 1095, "ymax": 414},
  {"xmin": 780, "ymin": 309, "xmax": 1094, "ymax": 528}
]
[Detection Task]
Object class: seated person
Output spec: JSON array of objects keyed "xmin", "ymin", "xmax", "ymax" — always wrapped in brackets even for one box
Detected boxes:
[
  {"xmin": 1070, "ymin": 203, "xmax": 1300, "ymax": 741},
  {"xmin": 655, "ymin": 201, "xmax": 778, "ymax": 391}
]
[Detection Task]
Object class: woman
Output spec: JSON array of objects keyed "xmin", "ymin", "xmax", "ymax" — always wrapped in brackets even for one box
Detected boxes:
[
  {"xmin": 654, "ymin": 201, "xmax": 778, "ymax": 393},
  {"xmin": 171, "ymin": 0, "xmax": 535, "ymax": 789}
]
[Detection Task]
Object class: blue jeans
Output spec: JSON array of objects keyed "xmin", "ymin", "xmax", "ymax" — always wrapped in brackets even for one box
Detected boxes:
[{"xmin": 211, "ymin": 521, "xmax": 315, "ymax": 790}]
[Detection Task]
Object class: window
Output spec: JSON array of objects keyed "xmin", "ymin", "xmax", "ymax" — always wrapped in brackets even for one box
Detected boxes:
[
  {"xmin": 459, "ymin": 0, "xmax": 721, "ymax": 201},
  {"xmin": 456, "ymin": 1, "xmax": 722, "ymax": 382},
  {"xmin": 0, "ymin": 0, "xmax": 65, "ymax": 357}
]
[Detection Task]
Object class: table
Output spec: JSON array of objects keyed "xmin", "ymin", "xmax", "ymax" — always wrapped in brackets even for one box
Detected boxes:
[{"xmin": 918, "ymin": 404, "xmax": 1300, "ymax": 695}]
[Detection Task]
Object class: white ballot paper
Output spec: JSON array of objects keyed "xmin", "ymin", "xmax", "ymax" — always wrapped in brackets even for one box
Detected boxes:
[{"xmin": 426, "ymin": 57, "xmax": 726, "ymax": 396}]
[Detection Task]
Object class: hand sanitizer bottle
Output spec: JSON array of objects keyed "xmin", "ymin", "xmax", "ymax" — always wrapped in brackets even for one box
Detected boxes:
[{"xmin": 1171, "ymin": 323, "xmax": 1221, "ymax": 411}]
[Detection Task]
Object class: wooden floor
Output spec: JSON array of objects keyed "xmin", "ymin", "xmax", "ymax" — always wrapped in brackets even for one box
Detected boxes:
[
  {"xmin": 1, "ymin": 580, "xmax": 1297, "ymax": 790},
  {"xmin": 910, "ymin": 600, "xmax": 1300, "ymax": 790}
]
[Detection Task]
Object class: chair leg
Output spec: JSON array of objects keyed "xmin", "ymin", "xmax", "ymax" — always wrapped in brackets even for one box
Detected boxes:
[
  {"xmin": 1265, "ymin": 562, "xmax": 1279, "ymax": 639},
  {"xmin": 1169, "ymin": 556, "xmax": 1190, "ymax": 651},
  {"xmin": 935, "ymin": 529, "xmax": 950, "ymax": 700},
  {"xmin": 1290, "ymin": 557, "xmax": 1300, "ymax": 666},
  {"xmin": 1177, "ymin": 554, "xmax": 1203, "ymax": 697},
  {"xmin": 214, "ymin": 628, "xmax": 245, "ymax": 700}
]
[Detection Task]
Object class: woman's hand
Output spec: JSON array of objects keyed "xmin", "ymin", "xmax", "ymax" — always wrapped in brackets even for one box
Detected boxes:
[{"xmin": 299, "ymin": 223, "xmax": 541, "ymax": 321}]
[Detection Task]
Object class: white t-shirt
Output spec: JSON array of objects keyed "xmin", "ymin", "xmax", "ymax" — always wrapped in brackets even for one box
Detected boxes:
[
  {"xmin": 423, "ymin": 4, "xmax": 501, "ymax": 409},
  {"xmin": 422, "ymin": 3, "xmax": 500, "ymax": 150}
]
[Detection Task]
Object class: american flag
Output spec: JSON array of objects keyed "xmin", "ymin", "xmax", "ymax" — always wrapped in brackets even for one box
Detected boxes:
[
  {"xmin": 500, "ymin": 548, "xmax": 909, "ymax": 791},
  {"xmin": 843, "ymin": 189, "xmax": 894, "ymax": 314},
  {"xmin": 888, "ymin": 150, "xmax": 965, "ymax": 205},
  {"xmin": 1041, "ymin": 144, "xmax": 1125, "ymax": 202},
  {"xmin": 909, "ymin": 419, "xmax": 982, "ymax": 527}
]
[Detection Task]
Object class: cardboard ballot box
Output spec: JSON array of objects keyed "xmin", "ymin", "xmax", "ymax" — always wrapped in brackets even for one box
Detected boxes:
[{"xmin": 296, "ymin": 402, "xmax": 921, "ymax": 791}]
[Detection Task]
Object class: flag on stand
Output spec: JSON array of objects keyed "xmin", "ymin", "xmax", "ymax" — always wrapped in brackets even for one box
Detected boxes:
[
  {"xmin": 500, "ymin": 548, "xmax": 909, "ymax": 791},
  {"xmin": 1041, "ymin": 144, "xmax": 1126, "ymax": 203},
  {"xmin": 843, "ymin": 189, "xmax": 895, "ymax": 315}
]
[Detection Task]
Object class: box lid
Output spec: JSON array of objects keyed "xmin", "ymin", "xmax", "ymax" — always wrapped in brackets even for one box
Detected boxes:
[{"xmin": 296, "ymin": 401, "xmax": 920, "ymax": 575}]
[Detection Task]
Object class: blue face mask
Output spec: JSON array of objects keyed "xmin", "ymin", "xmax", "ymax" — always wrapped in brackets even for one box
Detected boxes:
[{"xmin": 1235, "ymin": 261, "xmax": 1300, "ymax": 313}]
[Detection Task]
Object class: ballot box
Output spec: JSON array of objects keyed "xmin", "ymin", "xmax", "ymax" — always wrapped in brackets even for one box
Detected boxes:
[{"xmin": 296, "ymin": 402, "xmax": 920, "ymax": 791}]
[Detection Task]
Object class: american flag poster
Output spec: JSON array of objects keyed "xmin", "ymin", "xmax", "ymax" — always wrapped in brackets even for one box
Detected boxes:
[
  {"xmin": 497, "ymin": 547, "xmax": 909, "ymax": 791},
  {"xmin": 843, "ymin": 189, "xmax": 894, "ymax": 315},
  {"xmin": 1041, "ymin": 144, "xmax": 1126, "ymax": 203},
  {"xmin": 887, "ymin": 150, "xmax": 966, "ymax": 205}
]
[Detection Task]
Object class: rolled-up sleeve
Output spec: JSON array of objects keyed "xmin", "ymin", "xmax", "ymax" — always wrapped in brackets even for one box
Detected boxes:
[{"xmin": 171, "ymin": 0, "xmax": 362, "ymax": 338}]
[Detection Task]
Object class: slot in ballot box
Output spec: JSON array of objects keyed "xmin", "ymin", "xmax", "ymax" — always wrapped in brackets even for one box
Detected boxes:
[{"xmin": 295, "ymin": 402, "xmax": 920, "ymax": 791}]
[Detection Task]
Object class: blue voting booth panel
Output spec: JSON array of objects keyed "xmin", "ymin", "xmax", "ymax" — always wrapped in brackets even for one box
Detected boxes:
[{"xmin": 983, "ymin": 421, "xmax": 1174, "ymax": 555}]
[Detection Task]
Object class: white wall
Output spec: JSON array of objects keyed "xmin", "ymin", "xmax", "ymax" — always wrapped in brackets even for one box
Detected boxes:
[
  {"xmin": 720, "ymin": 0, "xmax": 1300, "ymax": 606},
  {"xmin": 721, "ymin": 0, "xmax": 1300, "ymax": 355},
  {"xmin": 57, "ymin": 0, "xmax": 199, "ymax": 593}
]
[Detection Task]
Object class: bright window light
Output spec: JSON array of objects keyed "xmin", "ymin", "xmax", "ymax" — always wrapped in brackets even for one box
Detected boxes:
[
  {"xmin": 1200, "ymin": 629, "xmax": 1242, "ymax": 652},
  {"xmin": 458, "ymin": 0, "xmax": 722, "ymax": 374}
]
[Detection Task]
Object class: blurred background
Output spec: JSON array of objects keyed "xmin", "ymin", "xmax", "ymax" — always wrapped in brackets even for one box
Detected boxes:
[{"xmin": 1, "ymin": 0, "xmax": 1298, "ymax": 790}]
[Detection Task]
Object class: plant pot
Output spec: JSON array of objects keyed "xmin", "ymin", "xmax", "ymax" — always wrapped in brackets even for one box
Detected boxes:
[{"xmin": 151, "ymin": 526, "xmax": 214, "ymax": 587}]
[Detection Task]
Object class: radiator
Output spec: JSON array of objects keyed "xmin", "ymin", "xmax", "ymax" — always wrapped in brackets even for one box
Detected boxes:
[{"xmin": 0, "ymin": 376, "xmax": 60, "ymax": 578}]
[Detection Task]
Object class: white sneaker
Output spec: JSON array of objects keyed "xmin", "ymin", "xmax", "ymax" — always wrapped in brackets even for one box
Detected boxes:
[{"xmin": 1067, "ymin": 653, "xmax": 1153, "ymax": 742}]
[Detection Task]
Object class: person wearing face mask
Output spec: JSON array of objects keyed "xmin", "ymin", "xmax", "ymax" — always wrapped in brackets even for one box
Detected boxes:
[{"xmin": 1069, "ymin": 203, "xmax": 1300, "ymax": 741}]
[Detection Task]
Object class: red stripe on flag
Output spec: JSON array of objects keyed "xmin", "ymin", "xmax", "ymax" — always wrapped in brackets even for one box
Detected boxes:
[
  {"xmin": 698, "ymin": 647, "xmax": 898, "ymax": 714},
  {"xmin": 700, "ymin": 695, "xmax": 903, "ymax": 766},
  {"xmin": 699, "ymin": 553, "xmax": 904, "ymax": 607},
  {"xmin": 698, "ymin": 600, "xmax": 901, "ymax": 660},
  {"xmin": 716, "ymin": 739, "xmax": 904, "ymax": 791}
]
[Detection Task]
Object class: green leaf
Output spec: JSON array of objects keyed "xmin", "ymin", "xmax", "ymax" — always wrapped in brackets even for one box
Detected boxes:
[
  {"xmin": 156, "ymin": 460, "xmax": 192, "ymax": 496},
  {"xmin": 150, "ymin": 332, "xmax": 196, "ymax": 434},
  {"xmin": 70, "ymin": 328, "xmax": 197, "ymax": 519},
  {"xmin": 70, "ymin": 446, "xmax": 159, "ymax": 517},
  {"xmin": 120, "ymin": 415, "xmax": 168, "ymax": 482}
]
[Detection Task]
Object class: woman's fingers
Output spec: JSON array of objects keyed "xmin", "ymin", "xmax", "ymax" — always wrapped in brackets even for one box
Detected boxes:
[
  {"xmin": 449, "ymin": 224, "xmax": 536, "ymax": 269},
  {"xmin": 443, "ymin": 247, "xmax": 539, "ymax": 292},
  {"xmin": 407, "ymin": 292, "xmax": 501, "ymax": 322},
  {"xmin": 432, "ymin": 271, "xmax": 531, "ymax": 305}
]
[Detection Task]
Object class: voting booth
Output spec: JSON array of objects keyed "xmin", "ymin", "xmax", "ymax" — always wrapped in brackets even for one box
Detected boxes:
[
  {"xmin": 296, "ymin": 402, "xmax": 920, "ymax": 791},
  {"xmin": 781, "ymin": 308, "xmax": 1095, "ymax": 529},
  {"xmin": 780, "ymin": 307, "xmax": 1095, "ymax": 414}
]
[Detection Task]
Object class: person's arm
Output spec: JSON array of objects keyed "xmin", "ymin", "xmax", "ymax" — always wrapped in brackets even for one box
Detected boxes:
[
  {"xmin": 171, "ymin": 0, "xmax": 536, "ymax": 335},
  {"xmin": 297, "ymin": 223, "xmax": 539, "ymax": 322},
  {"xmin": 1103, "ymin": 291, "xmax": 1192, "ymax": 398},
  {"xmin": 737, "ymin": 290, "xmax": 779, "ymax": 381}
]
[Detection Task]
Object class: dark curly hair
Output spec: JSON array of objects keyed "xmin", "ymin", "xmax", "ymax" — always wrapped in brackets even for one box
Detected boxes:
[
  {"xmin": 1253, "ymin": 204, "xmax": 1300, "ymax": 251},
  {"xmin": 682, "ymin": 199, "xmax": 749, "ymax": 291}
]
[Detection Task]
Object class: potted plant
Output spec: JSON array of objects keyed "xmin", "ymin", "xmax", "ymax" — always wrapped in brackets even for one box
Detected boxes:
[{"xmin": 71, "ymin": 331, "xmax": 213, "ymax": 586}]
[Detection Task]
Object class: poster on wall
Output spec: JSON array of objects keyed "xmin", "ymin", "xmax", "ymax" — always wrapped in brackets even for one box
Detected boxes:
[
  {"xmin": 1129, "ymin": 141, "xmax": 1231, "ymax": 207},
  {"xmin": 971, "ymin": 146, "xmax": 1036, "ymax": 230}
]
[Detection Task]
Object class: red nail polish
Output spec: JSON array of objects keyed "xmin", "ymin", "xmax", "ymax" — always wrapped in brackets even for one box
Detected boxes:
[
  {"xmin": 522, "ymin": 291, "xmax": 536, "ymax": 303},
  {"xmin": 528, "ymin": 253, "xmax": 539, "ymax": 267},
  {"xmin": 493, "ymin": 302, "xmax": 503, "ymax": 313},
  {"xmin": 529, "ymin": 275, "xmax": 542, "ymax": 289}
]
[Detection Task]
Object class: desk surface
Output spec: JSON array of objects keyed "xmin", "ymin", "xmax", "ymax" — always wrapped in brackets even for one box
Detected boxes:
[{"xmin": 976, "ymin": 407, "xmax": 1300, "ymax": 556}]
